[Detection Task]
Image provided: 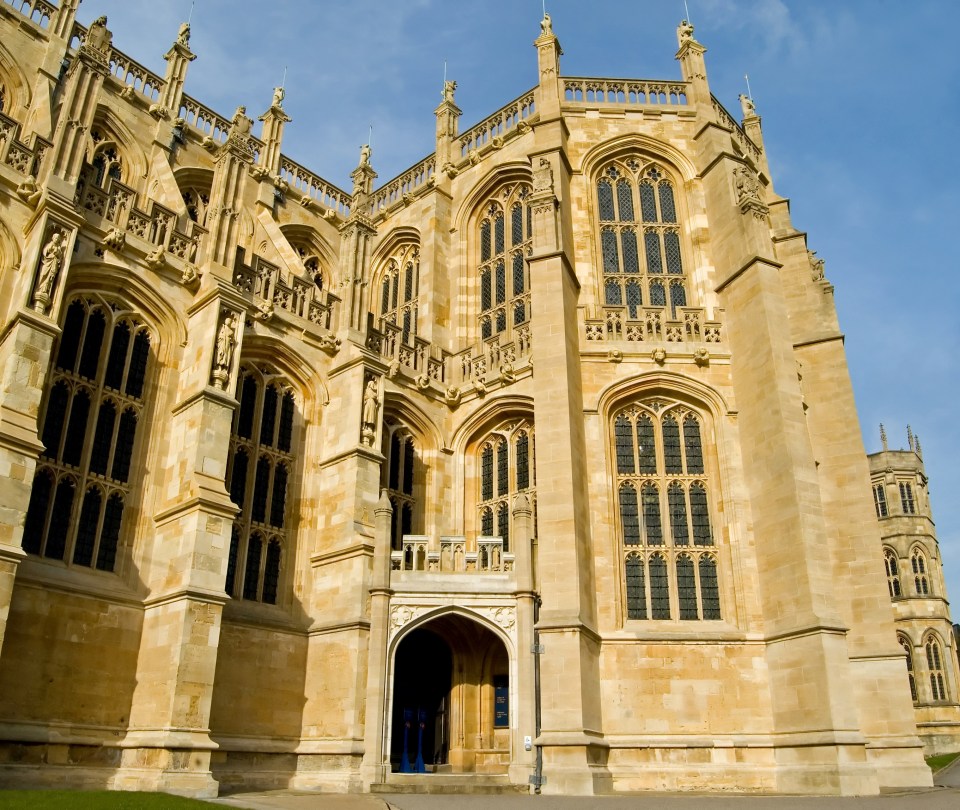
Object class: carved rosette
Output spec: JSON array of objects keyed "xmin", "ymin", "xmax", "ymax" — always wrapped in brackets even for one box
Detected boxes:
[{"xmin": 388, "ymin": 602, "xmax": 518, "ymax": 646}]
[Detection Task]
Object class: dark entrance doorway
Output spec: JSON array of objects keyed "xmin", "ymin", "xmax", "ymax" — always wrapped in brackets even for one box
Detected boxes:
[{"xmin": 390, "ymin": 626, "xmax": 452, "ymax": 771}]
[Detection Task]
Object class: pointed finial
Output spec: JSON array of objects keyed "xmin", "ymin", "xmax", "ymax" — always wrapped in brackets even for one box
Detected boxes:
[
  {"xmin": 915, "ymin": 435, "xmax": 923, "ymax": 459},
  {"xmin": 880, "ymin": 423, "xmax": 888, "ymax": 451},
  {"xmin": 906, "ymin": 424, "xmax": 915, "ymax": 451}
]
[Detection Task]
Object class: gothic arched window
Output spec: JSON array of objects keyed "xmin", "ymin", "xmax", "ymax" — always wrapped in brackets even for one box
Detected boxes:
[
  {"xmin": 477, "ymin": 422, "xmax": 535, "ymax": 552},
  {"xmin": 382, "ymin": 425, "xmax": 420, "ymax": 550},
  {"xmin": 872, "ymin": 482, "xmax": 888, "ymax": 518},
  {"xmin": 899, "ymin": 635, "xmax": 918, "ymax": 703},
  {"xmin": 477, "ymin": 185, "xmax": 532, "ymax": 341},
  {"xmin": 884, "ymin": 548, "xmax": 902, "ymax": 598},
  {"xmin": 23, "ymin": 298, "xmax": 151, "ymax": 572},
  {"xmin": 379, "ymin": 245, "xmax": 420, "ymax": 346},
  {"xmin": 899, "ymin": 481, "xmax": 916, "ymax": 515},
  {"xmin": 225, "ymin": 367, "xmax": 297, "ymax": 605},
  {"xmin": 911, "ymin": 547, "xmax": 930, "ymax": 596},
  {"xmin": 596, "ymin": 160, "xmax": 687, "ymax": 319},
  {"xmin": 925, "ymin": 634, "xmax": 947, "ymax": 702},
  {"xmin": 613, "ymin": 400, "xmax": 720, "ymax": 621}
]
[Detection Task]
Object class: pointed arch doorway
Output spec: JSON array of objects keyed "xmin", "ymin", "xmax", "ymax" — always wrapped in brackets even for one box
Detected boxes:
[{"xmin": 389, "ymin": 612, "xmax": 511, "ymax": 774}]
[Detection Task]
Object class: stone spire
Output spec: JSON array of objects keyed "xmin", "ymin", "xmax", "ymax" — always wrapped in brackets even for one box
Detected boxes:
[
  {"xmin": 435, "ymin": 78, "xmax": 461, "ymax": 177},
  {"xmin": 906, "ymin": 424, "xmax": 915, "ymax": 452},
  {"xmin": 675, "ymin": 19, "xmax": 709, "ymax": 108},
  {"xmin": 350, "ymin": 143, "xmax": 376, "ymax": 202},
  {"xmin": 257, "ymin": 86, "xmax": 291, "ymax": 178},
  {"xmin": 534, "ymin": 12, "xmax": 562, "ymax": 120},
  {"xmin": 155, "ymin": 20, "xmax": 197, "ymax": 121},
  {"xmin": 880, "ymin": 423, "xmax": 888, "ymax": 451}
]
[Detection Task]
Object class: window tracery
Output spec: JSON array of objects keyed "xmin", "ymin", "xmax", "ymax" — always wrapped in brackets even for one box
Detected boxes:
[
  {"xmin": 924, "ymin": 634, "xmax": 947, "ymax": 702},
  {"xmin": 382, "ymin": 424, "xmax": 419, "ymax": 550},
  {"xmin": 477, "ymin": 421, "xmax": 535, "ymax": 552},
  {"xmin": 872, "ymin": 482, "xmax": 887, "ymax": 518},
  {"xmin": 288, "ymin": 239, "xmax": 325, "ymax": 290},
  {"xmin": 23, "ymin": 298, "xmax": 151, "ymax": 572},
  {"xmin": 477, "ymin": 185, "xmax": 532, "ymax": 340},
  {"xmin": 899, "ymin": 635, "xmax": 918, "ymax": 703},
  {"xmin": 884, "ymin": 548, "xmax": 901, "ymax": 598},
  {"xmin": 614, "ymin": 401, "xmax": 720, "ymax": 621},
  {"xmin": 379, "ymin": 244, "xmax": 419, "ymax": 345},
  {"xmin": 225, "ymin": 367, "xmax": 297, "ymax": 604},
  {"xmin": 911, "ymin": 547, "xmax": 930, "ymax": 596},
  {"xmin": 899, "ymin": 481, "xmax": 916, "ymax": 514},
  {"xmin": 596, "ymin": 159, "xmax": 687, "ymax": 318}
]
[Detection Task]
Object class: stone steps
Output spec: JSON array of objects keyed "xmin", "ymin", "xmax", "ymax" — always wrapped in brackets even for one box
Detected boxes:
[{"xmin": 371, "ymin": 774, "xmax": 529, "ymax": 795}]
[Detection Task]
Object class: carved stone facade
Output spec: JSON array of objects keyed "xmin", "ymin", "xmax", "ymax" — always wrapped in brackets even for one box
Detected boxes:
[{"xmin": 0, "ymin": 3, "xmax": 955, "ymax": 801}]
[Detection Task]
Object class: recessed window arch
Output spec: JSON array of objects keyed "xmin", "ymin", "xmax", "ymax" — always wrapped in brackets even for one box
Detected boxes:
[
  {"xmin": 382, "ymin": 421, "xmax": 422, "ymax": 550},
  {"xmin": 924, "ymin": 633, "xmax": 948, "ymax": 702},
  {"xmin": 477, "ymin": 184, "xmax": 532, "ymax": 340},
  {"xmin": 872, "ymin": 482, "xmax": 888, "ymax": 518},
  {"xmin": 614, "ymin": 398, "xmax": 721, "ymax": 621},
  {"xmin": 884, "ymin": 548, "xmax": 902, "ymax": 598},
  {"xmin": 596, "ymin": 158, "xmax": 688, "ymax": 318},
  {"xmin": 911, "ymin": 546, "xmax": 930, "ymax": 596},
  {"xmin": 23, "ymin": 297, "xmax": 152, "ymax": 572},
  {"xmin": 475, "ymin": 419, "xmax": 535, "ymax": 552},
  {"xmin": 378, "ymin": 243, "xmax": 420, "ymax": 346},
  {"xmin": 225, "ymin": 365, "xmax": 298, "ymax": 605},
  {"xmin": 898, "ymin": 634, "xmax": 918, "ymax": 703},
  {"xmin": 899, "ymin": 481, "xmax": 916, "ymax": 514},
  {"xmin": 288, "ymin": 238, "xmax": 327, "ymax": 291}
]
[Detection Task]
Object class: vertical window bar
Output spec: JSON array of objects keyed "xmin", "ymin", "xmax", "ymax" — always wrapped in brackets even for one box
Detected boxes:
[
  {"xmin": 616, "ymin": 179, "xmax": 635, "ymax": 222},
  {"xmin": 683, "ymin": 416, "xmax": 704, "ymax": 474},
  {"xmin": 615, "ymin": 414, "xmax": 635, "ymax": 474},
  {"xmin": 642, "ymin": 483, "xmax": 663, "ymax": 546},
  {"xmin": 639, "ymin": 181, "xmax": 657, "ymax": 222},
  {"xmin": 658, "ymin": 182, "xmax": 677, "ymax": 222},
  {"xmin": 597, "ymin": 181, "xmax": 615, "ymax": 221},
  {"xmin": 677, "ymin": 555, "xmax": 697, "ymax": 619},
  {"xmin": 699, "ymin": 555, "xmax": 721, "ymax": 619},
  {"xmin": 668, "ymin": 482, "xmax": 690, "ymax": 546},
  {"xmin": 662, "ymin": 417, "xmax": 682, "ymax": 473},
  {"xmin": 619, "ymin": 484, "xmax": 640, "ymax": 546},
  {"xmin": 625, "ymin": 554, "xmax": 647, "ymax": 619},
  {"xmin": 649, "ymin": 554, "xmax": 670, "ymax": 618},
  {"xmin": 644, "ymin": 231, "xmax": 663, "ymax": 274}
]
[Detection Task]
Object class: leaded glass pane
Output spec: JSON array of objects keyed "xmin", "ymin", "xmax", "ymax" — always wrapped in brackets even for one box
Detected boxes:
[
  {"xmin": 23, "ymin": 470, "xmax": 52, "ymax": 555},
  {"xmin": 481, "ymin": 269, "xmax": 492, "ymax": 312},
  {"xmin": 615, "ymin": 415, "xmax": 635, "ymax": 474},
  {"xmin": 497, "ymin": 440, "xmax": 508, "ymax": 496},
  {"xmin": 605, "ymin": 279, "xmax": 622, "ymax": 306},
  {"xmin": 57, "ymin": 301, "xmax": 85, "ymax": 372},
  {"xmin": 78, "ymin": 308, "xmax": 105, "ymax": 380},
  {"xmin": 664, "ymin": 231, "xmax": 683, "ymax": 274},
  {"xmin": 401, "ymin": 502, "xmax": 412, "ymax": 537},
  {"xmin": 126, "ymin": 331, "xmax": 150, "ymax": 399},
  {"xmin": 480, "ymin": 220, "xmax": 491, "ymax": 262},
  {"xmin": 622, "ymin": 229, "xmax": 639, "ymax": 274},
  {"xmin": 230, "ymin": 450, "xmax": 248, "ymax": 507},
  {"xmin": 658, "ymin": 182, "xmax": 677, "ymax": 222},
  {"xmin": 391, "ymin": 272, "xmax": 399, "ymax": 310},
  {"xmin": 404, "ymin": 263, "xmax": 414, "ymax": 302},
  {"xmin": 683, "ymin": 416, "xmax": 704, "ymax": 474},
  {"xmin": 270, "ymin": 463, "xmax": 287, "ymax": 528},
  {"xmin": 517, "ymin": 432, "xmax": 530, "ymax": 490},
  {"xmin": 496, "ymin": 309, "xmax": 506, "ymax": 334},
  {"xmin": 602, "ymin": 229, "xmax": 619, "ymax": 274},
  {"xmin": 278, "ymin": 392, "xmax": 295, "ymax": 453},
  {"xmin": 668, "ymin": 482, "xmax": 689, "ymax": 546},
  {"xmin": 41, "ymin": 381, "xmax": 69, "ymax": 460},
  {"xmin": 252, "ymin": 458, "xmax": 270, "ymax": 523},
  {"xmin": 73, "ymin": 487, "xmax": 101, "ymax": 567},
  {"xmin": 639, "ymin": 181, "xmax": 657, "ymax": 222},
  {"xmin": 496, "ymin": 261, "xmax": 506, "ymax": 305},
  {"xmin": 619, "ymin": 484, "xmax": 640, "ymax": 546},
  {"xmin": 513, "ymin": 252, "xmax": 525, "ymax": 295},
  {"xmin": 514, "ymin": 301, "xmax": 525, "ymax": 326},
  {"xmin": 512, "ymin": 204, "xmax": 524, "ymax": 245},
  {"xmin": 262, "ymin": 540, "xmax": 281, "ymax": 604},
  {"xmin": 690, "ymin": 484, "xmax": 712, "ymax": 546},
  {"xmin": 625, "ymin": 555, "xmax": 646, "ymax": 619},
  {"xmin": 494, "ymin": 213, "xmax": 505, "ymax": 255},
  {"xmin": 237, "ymin": 375, "xmax": 257, "ymax": 439},
  {"xmin": 642, "ymin": 483, "xmax": 663, "ymax": 545},
  {"xmin": 617, "ymin": 179, "xmax": 635, "ymax": 222},
  {"xmin": 625, "ymin": 281, "xmax": 642, "ymax": 319},
  {"xmin": 481, "ymin": 507, "xmax": 493, "ymax": 536},
  {"xmin": 650, "ymin": 280, "xmax": 666, "ymax": 306},
  {"xmin": 111, "ymin": 409, "xmax": 137, "ymax": 483},
  {"xmin": 243, "ymin": 534, "xmax": 262, "ymax": 600},
  {"xmin": 670, "ymin": 281, "xmax": 686, "ymax": 313},
  {"xmin": 45, "ymin": 479, "xmax": 75, "ymax": 561},
  {"xmin": 402, "ymin": 437, "xmax": 415, "ymax": 496},
  {"xmin": 96, "ymin": 493, "xmax": 123, "ymax": 571},
  {"xmin": 381, "ymin": 278, "xmax": 390, "ymax": 315},
  {"xmin": 62, "ymin": 389, "xmax": 90, "ymax": 467},
  {"xmin": 402, "ymin": 309, "xmax": 411, "ymax": 345},
  {"xmin": 644, "ymin": 231, "xmax": 663, "ymax": 274},
  {"xmin": 498, "ymin": 502, "xmax": 510, "ymax": 551},
  {"xmin": 261, "ymin": 385, "xmax": 278, "ymax": 447},
  {"xmin": 104, "ymin": 322, "xmax": 130, "ymax": 391},
  {"xmin": 225, "ymin": 527, "xmax": 240, "ymax": 594},
  {"xmin": 481, "ymin": 317, "xmax": 492, "ymax": 339},
  {"xmin": 481, "ymin": 444, "xmax": 493, "ymax": 501},
  {"xmin": 649, "ymin": 554, "xmax": 670, "ymax": 618},
  {"xmin": 637, "ymin": 415, "xmax": 656, "ymax": 474},
  {"xmin": 677, "ymin": 555, "xmax": 697, "ymax": 619},
  {"xmin": 598, "ymin": 181, "xmax": 615, "ymax": 221},
  {"xmin": 89, "ymin": 401, "xmax": 117, "ymax": 477},
  {"xmin": 663, "ymin": 417, "xmax": 682, "ymax": 474},
  {"xmin": 699, "ymin": 555, "xmax": 721, "ymax": 619}
]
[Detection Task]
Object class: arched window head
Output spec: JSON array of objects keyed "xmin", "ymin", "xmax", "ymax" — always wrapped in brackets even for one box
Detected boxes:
[
  {"xmin": 884, "ymin": 548, "xmax": 902, "ymax": 598},
  {"xmin": 288, "ymin": 238, "xmax": 327, "ymax": 290},
  {"xmin": 475, "ymin": 420, "xmax": 535, "ymax": 553},
  {"xmin": 596, "ymin": 159, "xmax": 688, "ymax": 318},
  {"xmin": 225, "ymin": 366, "xmax": 298, "ymax": 605},
  {"xmin": 924, "ymin": 635, "xmax": 948, "ymax": 702},
  {"xmin": 911, "ymin": 547, "xmax": 930, "ymax": 596},
  {"xmin": 899, "ymin": 481, "xmax": 916, "ymax": 514},
  {"xmin": 378, "ymin": 244, "xmax": 420, "ymax": 346},
  {"xmin": 872, "ymin": 482, "xmax": 888, "ymax": 518},
  {"xmin": 24, "ymin": 298, "xmax": 151, "ymax": 572},
  {"xmin": 899, "ymin": 635, "xmax": 918, "ymax": 703},
  {"xmin": 84, "ymin": 131, "xmax": 123, "ymax": 189},
  {"xmin": 382, "ymin": 424, "xmax": 421, "ymax": 551},
  {"xmin": 477, "ymin": 185, "xmax": 532, "ymax": 340},
  {"xmin": 614, "ymin": 399, "xmax": 720, "ymax": 622}
]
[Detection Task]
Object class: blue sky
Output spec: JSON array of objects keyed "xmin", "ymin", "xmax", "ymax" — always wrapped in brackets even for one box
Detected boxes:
[{"xmin": 84, "ymin": 1, "xmax": 960, "ymax": 603}]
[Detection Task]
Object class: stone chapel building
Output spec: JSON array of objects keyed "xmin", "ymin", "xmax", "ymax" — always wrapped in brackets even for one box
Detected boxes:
[{"xmin": 0, "ymin": 0, "xmax": 957, "ymax": 798}]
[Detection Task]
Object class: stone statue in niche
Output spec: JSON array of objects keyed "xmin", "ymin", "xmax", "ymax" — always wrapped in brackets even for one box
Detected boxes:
[
  {"xmin": 361, "ymin": 377, "xmax": 379, "ymax": 446},
  {"xmin": 739, "ymin": 93, "xmax": 756, "ymax": 118},
  {"xmin": 33, "ymin": 230, "xmax": 66, "ymax": 313},
  {"xmin": 177, "ymin": 22, "xmax": 191, "ymax": 47},
  {"xmin": 533, "ymin": 158, "xmax": 554, "ymax": 195},
  {"xmin": 211, "ymin": 312, "xmax": 238, "ymax": 389}
]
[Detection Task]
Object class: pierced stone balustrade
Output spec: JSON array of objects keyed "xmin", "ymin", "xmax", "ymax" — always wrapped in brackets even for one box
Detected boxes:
[
  {"xmin": 279, "ymin": 156, "xmax": 351, "ymax": 216},
  {"xmin": 458, "ymin": 90, "xmax": 536, "ymax": 158},
  {"xmin": 584, "ymin": 306, "xmax": 723, "ymax": 346},
  {"xmin": 179, "ymin": 96, "xmax": 232, "ymax": 146},
  {"xmin": 370, "ymin": 156, "xmax": 435, "ymax": 216},
  {"xmin": 391, "ymin": 535, "xmax": 513, "ymax": 575},
  {"xmin": 710, "ymin": 94, "xmax": 762, "ymax": 161},
  {"xmin": 373, "ymin": 319, "xmax": 445, "ymax": 385},
  {"xmin": 563, "ymin": 78, "xmax": 689, "ymax": 107},
  {"xmin": 4, "ymin": 0, "xmax": 56, "ymax": 29},
  {"xmin": 108, "ymin": 49, "xmax": 163, "ymax": 103},
  {"xmin": 447, "ymin": 326, "xmax": 532, "ymax": 389},
  {"xmin": 0, "ymin": 112, "xmax": 50, "ymax": 177},
  {"xmin": 233, "ymin": 250, "xmax": 340, "ymax": 329}
]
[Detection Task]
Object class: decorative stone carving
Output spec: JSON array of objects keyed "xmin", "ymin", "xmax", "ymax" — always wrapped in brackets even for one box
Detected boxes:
[
  {"xmin": 693, "ymin": 347, "xmax": 710, "ymax": 367},
  {"xmin": 533, "ymin": 158, "xmax": 554, "ymax": 195},
  {"xmin": 739, "ymin": 93, "xmax": 756, "ymax": 118},
  {"xmin": 318, "ymin": 333, "xmax": 341, "ymax": 355},
  {"xmin": 271, "ymin": 85, "xmax": 285, "ymax": 109},
  {"xmin": 678, "ymin": 19, "xmax": 695, "ymax": 42},
  {"xmin": 211, "ymin": 312, "xmax": 239, "ymax": 389},
  {"xmin": 16, "ymin": 175, "xmax": 41, "ymax": 207},
  {"xmin": 540, "ymin": 13, "xmax": 553, "ymax": 36},
  {"xmin": 416, "ymin": 374, "xmax": 430, "ymax": 391},
  {"xmin": 32, "ymin": 229, "xmax": 66, "ymax": 313},
  {"xmin": 608, "ymin": 349, "xmax": 623, "ymax": 363},
  {"xmin": 254, "ymin": 298, "xmax": 274, "ymax": 321},
  {"xmin": 145, "ymin": 246, "xmax": 165, "ymax": 270},
  {"xmin": 177, "ymin": 22, "xmax": 191, "ymax": 47},
  {"xmin": 361, "ymin": 376, "xmax": 380, "ymax": 447},
  {"xmin": 442, "ymin": 80, "xmax": 456, "ymax": 103},
  {"xmin": 445, "ymin": 386, "xmax": 461, "ymax": 409},
  {"xmin": 808, "ymin": 250, "xmax": 826, "ymax": 282},
  {"xmin": 479, "ymin": 606, "xmax": 516, "ymax": 633},
  {"xmin": 83, "ymin": 15, "xmax": 112, "ymax": 59},
  {"xmin": 103, "ymin": 227, "xmax": 125, "ymax": 250},
  {"xmin": 733, "ymin": 165, "xmax": 769, "ymax": 218},
  {"xmin": 390, "ymin": 604, "xmax": 427, "ymax": 634},
  {"xmin": 651, "ymin": 347, "xmax": 667, "ymax": 365},
  {"xmin": 181, "ymin": 264, "xmax": 199, "ymax": 287}
]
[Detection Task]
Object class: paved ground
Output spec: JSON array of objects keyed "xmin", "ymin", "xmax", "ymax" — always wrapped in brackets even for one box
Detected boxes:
[{"xmin": 213, "ymin": 758, "xmax": 960, "ymax": 810}]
